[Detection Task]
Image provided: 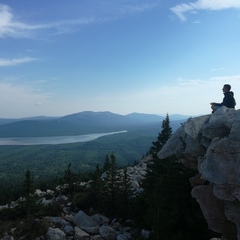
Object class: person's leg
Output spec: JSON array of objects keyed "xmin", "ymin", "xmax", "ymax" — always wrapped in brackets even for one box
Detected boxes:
[{"xmin": 211, "ymin": 105, "xmax": 220, "ymax": 113}]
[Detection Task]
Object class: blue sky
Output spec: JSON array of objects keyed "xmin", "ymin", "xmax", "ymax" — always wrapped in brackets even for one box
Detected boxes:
[{"xmin": 0, "ymin": 0, "xmax": 240, "ymax": 118}]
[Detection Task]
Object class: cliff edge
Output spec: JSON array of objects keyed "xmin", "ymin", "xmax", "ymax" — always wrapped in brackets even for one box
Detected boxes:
[{"xmin": 158, "ymin": 106, "xmax": 240, "ymax": 240}]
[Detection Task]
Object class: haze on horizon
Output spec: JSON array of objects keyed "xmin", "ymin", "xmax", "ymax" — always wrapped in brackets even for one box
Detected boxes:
[{"xmin": 0, "ymin": 0, "xmax": 240, "ymax": 118}]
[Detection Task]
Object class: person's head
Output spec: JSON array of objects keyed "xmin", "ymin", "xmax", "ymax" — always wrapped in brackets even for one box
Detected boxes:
[{"xmin": 223, "ymin": 84, "xmax": 231, "ymax": 93}]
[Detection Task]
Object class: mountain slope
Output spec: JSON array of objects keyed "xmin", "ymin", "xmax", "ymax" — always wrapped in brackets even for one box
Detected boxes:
[
  {"xmin": 0, "ymin": 111, "xmax": 187, "ymax": 138},
  {"xmin": 125, "ymin": 112, "xmax": 165, "ymax": 123}
]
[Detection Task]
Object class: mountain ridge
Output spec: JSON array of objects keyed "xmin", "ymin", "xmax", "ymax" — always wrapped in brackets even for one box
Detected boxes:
[{"xmin": 0, "ymin": 111, "xmax": 191, "ymax": 138}]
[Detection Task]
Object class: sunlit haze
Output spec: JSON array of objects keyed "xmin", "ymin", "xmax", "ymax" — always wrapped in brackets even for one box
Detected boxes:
[{"xmin": 1, "ymin": 0, "xmax": 240, "ymax": 118}]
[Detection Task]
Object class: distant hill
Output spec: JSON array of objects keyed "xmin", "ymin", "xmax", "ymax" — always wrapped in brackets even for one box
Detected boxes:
[
  {"xmin": 0, "ymin": 116, "xmax": 58, "ymax": 126},
  {"xmin": 0, "ymin": 111, "xmax": 188, "ymax": 138},
  {"xmin": 125, "ymin": 113, "xmax": 165, "ymax": 123},
  {"xmin": 165, "ymin": 114, "xmax": 192, "ymax": 120},
  {"xmin": 125, "ymin": 112, "xmax": 192, "ymax": 122},
  {"xmin": 0, "ymin": 112, "xmax": 189, "ymax": 192}
]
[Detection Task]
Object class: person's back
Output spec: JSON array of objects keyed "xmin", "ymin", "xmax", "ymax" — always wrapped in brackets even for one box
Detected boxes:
[{"xmin": 223, "ymin": 91, "xmax": 236, "ymax": 108}]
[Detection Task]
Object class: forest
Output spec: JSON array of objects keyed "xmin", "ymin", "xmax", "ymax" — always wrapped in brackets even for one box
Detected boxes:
[
  {"xmin": 0, "ymin": 115, "xmax": 220, "ymax": 239},
  {"xmin": 0, "ymin": 128, "xmax": 154, "ymax": 204}
]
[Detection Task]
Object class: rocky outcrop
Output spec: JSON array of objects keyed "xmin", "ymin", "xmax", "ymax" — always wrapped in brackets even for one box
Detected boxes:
[
  {"xmin": 1, "ymin": 197, "xmax": 136, "ymax": 240},
  {"xmin": 157, "ymin": 107, "xmax": 240, "ymax": 240}
]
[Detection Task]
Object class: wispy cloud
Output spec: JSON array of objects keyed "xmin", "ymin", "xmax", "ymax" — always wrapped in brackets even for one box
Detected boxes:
[
  {"xmin": 0, "ymin": 2, "xmax": 160, "ymax": 38},
  {"xmin": 119, "ymin": 2, "xmax": 159, "ymax": 14},
  {"xmin": 211, "ymin": 67, "xmax": 225, "ymax": 72},
  {"xmin": 171, "ymin": 0, "xmax": 240, "ymax": 21},
  {"xmin": 0, "ymin": 57, "xmax": 36, "ymax": 67},
  {"xmin": 0, "ymin": 4, "xmax": 36, "ymax": 38},
  {"xmin": 0, "ymin": 4, "xmax": 96, "ymax": 38}
]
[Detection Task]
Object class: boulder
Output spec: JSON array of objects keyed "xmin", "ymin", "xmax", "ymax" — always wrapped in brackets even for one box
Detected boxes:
[
  {"xmin": 198, "ymin": 138, "xmax": 240, "ymax": 185},
  {"xmin": 74, "ymin": 227, "xmax": 90, "ymax": 240},
  {"xmin": 158, "ymin": 115, "xmax": 209, "ymax": 169},
  {"xmin": 191, "ymin": 184, "xmax": 237, "ymax": 239},
  {"xmin": 157, "ymin": 107, "xmax": 240, "ymax": 239},
  {"xmin": 74, "ymin": 210, "xmax": 99, "ymax": 234},
  {"xmin": 99, "ymin": 225, "xmax": 117, "ymax": 240},
  {"xmin": 46, "ymin": 227, "xmax": 66, "ymax": 240},
  {"xmin": 1, "ymin": 237, "xmax": 14, "ymax": 240},
  {"xmin": 91, "ymin": 235, "xmax": 104, "ymax": 240},
  {"xmin": 91, "ymin": 213, "xmax": 110, "ymax": 225}
]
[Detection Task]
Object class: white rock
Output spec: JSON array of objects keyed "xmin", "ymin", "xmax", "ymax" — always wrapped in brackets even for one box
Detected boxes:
[
  {"xmin": 74, "ymin": 226, "xmax": 90, "ymax": 240},
  {"xmin": 46, "ymin": 227, "xmax": 66, "ymax": 240}
]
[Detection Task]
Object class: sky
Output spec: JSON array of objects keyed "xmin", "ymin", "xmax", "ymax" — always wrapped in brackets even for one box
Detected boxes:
[{"xmin": 0, "ymin": 0, "xmax": 240, "ymax": 118}]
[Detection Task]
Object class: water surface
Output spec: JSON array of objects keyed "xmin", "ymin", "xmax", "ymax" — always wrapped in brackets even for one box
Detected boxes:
[{"xmin": 0, "ymin": 131, "xmax": 127, "ymax": 145}]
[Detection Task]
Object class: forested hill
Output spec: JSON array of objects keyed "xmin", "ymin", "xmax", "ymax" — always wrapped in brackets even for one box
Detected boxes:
[{"xmin": 0, "ymin": 111, "xmax": 190, "ymax": 137}]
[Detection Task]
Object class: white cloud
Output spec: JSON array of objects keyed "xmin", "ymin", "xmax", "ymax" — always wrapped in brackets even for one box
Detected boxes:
[
  {"xmin": 171, "ymin": 0, "xmax": 240, "ymax": 21},
  {"xmin": 0, "ymin": 4, "xmax": 96, "ymax": 38},
  {"xmin": 0, "ymin": 57, "xmax": 36, "ymax": 67},
  {"xmin": 119, "ymin": 2, "xmax": 159, "ymax": 14},
  {"xmin": 0, "ymin": 2, "xmax": 161, "ymax": 38},
  {"xmin": 0, "ymin": 4, "xmax": 33, "ymax": 38}
]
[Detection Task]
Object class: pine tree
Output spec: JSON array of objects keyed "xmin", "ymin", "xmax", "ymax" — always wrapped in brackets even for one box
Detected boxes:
[
  {"xmin": 142, "ymin": 157, "xmax": 212, "ymax": 240},
  {"xmin": 90, "ymin": 164, "xmax": 104, "ymax": 201},
  {"xmin": 22, "ymin": 169, "xmax": 36, "ymax": 215},
  {"xmin": 150, "ymin": 113, "xmax": 172, "ymax": 154},
  {"xmin": 23, "ymin": 169, "xmax": 34, "ymax": 196},
  {"xmin": 103, "ymin": 154, "xmax": 111, "ymax": 172},
  {"xmin": 118, "ymin": 167, "xmax": 133, "ymax": 218},
  {"xmin": 136, "ymin": 114, "xmax": 213, "ymax": 239},
  {"xmin": 64, "ymin": 163, "xmax": 72, "ymax": 184},
  {"xmin": 101, "ymin": 152, "xmax": 121, "ymax": 216}
]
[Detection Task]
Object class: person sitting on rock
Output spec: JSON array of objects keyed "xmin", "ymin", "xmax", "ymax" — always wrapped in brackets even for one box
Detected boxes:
[{"xmin": 210, "ymin": 84, "xmax": 236, "ymax": 113}]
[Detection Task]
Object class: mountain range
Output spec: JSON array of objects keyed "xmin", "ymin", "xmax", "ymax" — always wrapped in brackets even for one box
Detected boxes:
[
  {"xmin": 0, "ymin": 111, "xmax": 192, "ymax": 195},
  {"xmin": 0, "ymin": 111, "xmax": 191, "ymax": 138}
]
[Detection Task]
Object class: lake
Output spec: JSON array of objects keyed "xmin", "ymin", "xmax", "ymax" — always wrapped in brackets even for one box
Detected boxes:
[{"xmin": 0, "ymin": 131, "xmax": 127, "ymax": 145}]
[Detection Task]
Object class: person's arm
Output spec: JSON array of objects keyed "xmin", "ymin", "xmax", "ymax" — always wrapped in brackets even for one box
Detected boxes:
[{"xmin": 210, "ymin": 102, "xmax": 221, "ymax": 106}]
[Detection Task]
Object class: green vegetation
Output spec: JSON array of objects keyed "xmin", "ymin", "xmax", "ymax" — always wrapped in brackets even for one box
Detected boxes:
[
  {"xmin": 150, "ymin": 113, "xmax": 172, "ymax": 154},
  {"xmin": 134, "ymin": 157, "xmax": 215, "ymax": 240},
  {"xmin": 130, "ymin": 114, "xmax": 218, "ymax": 239},
  {"xmin": 0, "ymin": 130, "xmax": 154, "ymax": 204},
  {"xmin": 0, "ymin": 114, "xmax": 221, "ymax": 239}
]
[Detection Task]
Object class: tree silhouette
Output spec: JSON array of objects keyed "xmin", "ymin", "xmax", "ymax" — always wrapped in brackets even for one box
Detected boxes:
[
  {"xmin": 150, "ymin": 113, "xmax": 172, "ymax": 154},
  {"xmin": 23, "ymin": 169, "xmax": 34, "ymax": 196}
]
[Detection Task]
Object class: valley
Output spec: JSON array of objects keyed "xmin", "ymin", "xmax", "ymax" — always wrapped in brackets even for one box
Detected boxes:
[{"xmin": 0, "ymin": 111, "xmax": 188, "ymax": 204}]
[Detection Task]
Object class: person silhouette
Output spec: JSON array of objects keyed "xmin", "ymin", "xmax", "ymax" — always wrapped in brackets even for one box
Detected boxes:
[{"xmin": 210, "ymin": 84, "xmax": 236, "ymax": 113}]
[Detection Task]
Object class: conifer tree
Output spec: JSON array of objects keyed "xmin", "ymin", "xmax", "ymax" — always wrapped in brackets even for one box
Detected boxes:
[
  {"xmin": 118, "ymin": 167, "xmax": 133, "ymax": 217},
  {"xmin": 64, "ymin": 163, "xmax": 72, "ymax": 184},
  {"xmin": 135, "ymin": 114, "xmax": 214, "ymax": 239},
  {"xmin": 141, "ymin": 157, "xmax": 212, "ymax": 240},
  {"xmin": 22, "ymin": 169, "xmax": 36, "ymax": 215},
  {"xmin": 105, "ymin": 152, "xmax": 119, "ymax": 206},
  {"xmin": 150, "ymin": 113, "xmax": 172, "ymax": 154},
  {"xmin": 101, "ymin": 152, "xmax": 121, "ymax": 216},
  {"xmin": 90, "ymin": 164, "xmax": 104, "ymax": 199},
  {"xmin": 103, "ymin": 154, "xmax": 111, "ymax": 172},
  {"xmin": 121, "ymin": 168, "xmax": 132, "ymax": 199},
  {"xmin": 23, "ymin": 169, "xmax": 34, "ymax": 196}
]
